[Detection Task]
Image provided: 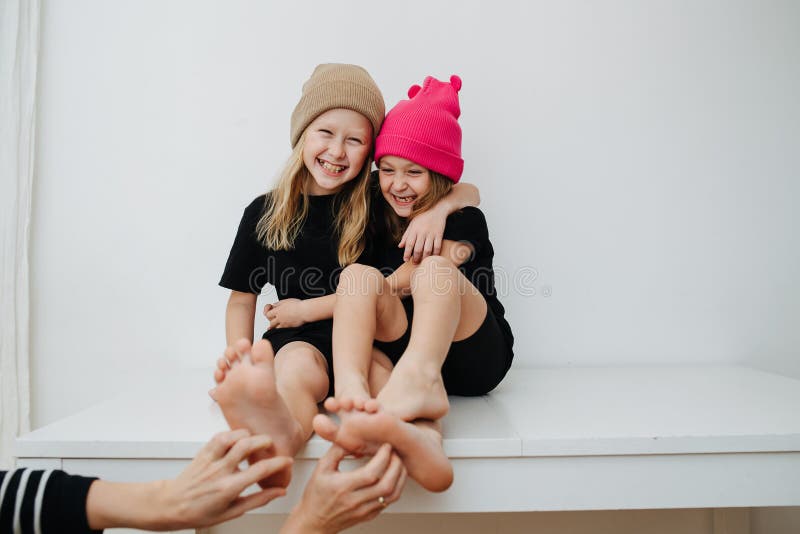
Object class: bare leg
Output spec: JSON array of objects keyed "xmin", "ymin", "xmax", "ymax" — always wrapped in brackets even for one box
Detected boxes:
[
  {"xmin": 376, "ymin": 255, "xmax": 487, "ymax": 421},
  {"xmin": 332, "ymin": 263, "xmax": 407, "ymax": 401},
  {"xmin": 273, "ymin": 341, "xmax": 331, "ymax": 439},
  {"xmin": 368, "ymin": 348, "xmax": 394, "ymax": 396}
]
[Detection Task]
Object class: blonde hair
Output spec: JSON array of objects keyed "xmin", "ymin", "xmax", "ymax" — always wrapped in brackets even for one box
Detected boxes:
[
  {"xmin": 256, "ymin": 134, "xmax": 372, "ymax": 266},
  {"xmin": 383, "ymin": 170, "xmax": 453, "ymax": 242}
]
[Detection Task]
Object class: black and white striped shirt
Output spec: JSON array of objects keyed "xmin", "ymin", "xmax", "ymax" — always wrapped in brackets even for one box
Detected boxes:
[{"xmin": 0, "ymin": 469, "xmax": 99, "ymax": 534}]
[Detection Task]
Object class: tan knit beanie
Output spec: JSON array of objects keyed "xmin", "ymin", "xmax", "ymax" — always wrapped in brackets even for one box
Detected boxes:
[{"xmin": 290, "ymin": 64, "xmax": 385, "ymax": 148}]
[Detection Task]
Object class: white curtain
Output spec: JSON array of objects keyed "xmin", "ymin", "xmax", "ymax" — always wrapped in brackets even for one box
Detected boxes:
[{"xmin": 1, "ymin": 0, "xmax": 40, "ymax": 469}]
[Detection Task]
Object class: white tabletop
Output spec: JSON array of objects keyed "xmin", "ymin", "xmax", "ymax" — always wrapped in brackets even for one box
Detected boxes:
[
  {"xmin": 16, "ymin": 365, "xmax": 800, "ymax": 460},
  {"xmin": 489, "ymin": 366, "xmax": 800, "ymax": 456}
]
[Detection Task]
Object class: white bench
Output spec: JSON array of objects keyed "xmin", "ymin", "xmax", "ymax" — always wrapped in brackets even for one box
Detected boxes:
[{"xmin": 15, "ymin": 366, "xmax": 800, "ymax": 519}]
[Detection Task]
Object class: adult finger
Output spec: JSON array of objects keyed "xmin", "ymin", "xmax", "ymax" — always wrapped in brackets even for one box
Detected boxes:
[
  {"xmin": 230, "ymin": 456, "xmax": 294, "ymax": 491},
  {"xmin": 219, "ymin": 486, "xmax": 288, "ymax": 524},
  {"xmin": 222, "ymin": 434, "xmax": 275, "ymax": 467},
  {"xmin": 349, "ymin": 443, "xmax": 393, "ymax": 490},
  {"xmin": 385, "ymin": 463, "xmax": 408, "ymax": 504},
  {"xmin": 263, "ymin": 303, "xmax": 273, "ymax": 317},
  {"xmin": 357, "ymin": 451, "xmax": 404, "ymax": 502},
  {"xmin": 201, "ymin": 429, "xmax": 251, "ymax": 460},
  {"xmin": 317, "ymin": 442, "xmax": 348, "ymax": 472}
]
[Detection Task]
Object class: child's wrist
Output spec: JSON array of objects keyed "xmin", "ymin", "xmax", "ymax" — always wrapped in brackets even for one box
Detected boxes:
[{"xmin": 437, "ymin": 197, "xmax": 455, "ymax": 215}]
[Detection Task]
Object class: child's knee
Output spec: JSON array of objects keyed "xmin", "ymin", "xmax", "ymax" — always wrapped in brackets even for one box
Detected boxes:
[
  {"xmin": 411, "ymin": 256, "xmax": 461, "ymax": 297},
  {"xmin": 275, "ymin": 346, "xmax": 329, "ymax": 392},
  {"xmin": 337, "ymin": 263, "xmax": 384, "ymax": 294}
]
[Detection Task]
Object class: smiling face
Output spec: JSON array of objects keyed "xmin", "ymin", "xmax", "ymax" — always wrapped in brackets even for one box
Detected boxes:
[
  {"xmin": 302, "ymin": 108, "xmax": 373, "ymax": 195},
  {"xmin": 378, "ymin": 155, "xmax": 432, "ymax": 217}
]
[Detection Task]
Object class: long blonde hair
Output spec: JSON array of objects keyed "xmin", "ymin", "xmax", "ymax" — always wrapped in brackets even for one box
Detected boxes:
[
  {"xmin": 256, "ymin": 135, "xmax": 372, "ymax": 266},
  {"xmin": 383, "ymin": 171, "xmax": 453, "ymax": 242}
]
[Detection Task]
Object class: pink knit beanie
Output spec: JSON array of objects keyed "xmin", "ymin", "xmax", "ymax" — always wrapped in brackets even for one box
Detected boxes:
[{"xmin": 374, "ymin": 75, "xmax": 464, "ymax": 183}]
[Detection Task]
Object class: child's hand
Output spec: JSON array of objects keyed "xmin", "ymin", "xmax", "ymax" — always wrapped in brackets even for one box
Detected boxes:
[
  {"xmin": 398, "ymin": 205, "xmax": 447, "ymax": 263},
  {"xmin": 264, "ymin": 299, "xmax": 307, "ymax": 329}
]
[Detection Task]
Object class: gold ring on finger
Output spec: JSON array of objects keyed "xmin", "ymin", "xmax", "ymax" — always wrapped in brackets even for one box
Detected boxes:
[{"xmin": 378, "ymin": 496, "xmax": 387, "ymax": 508}]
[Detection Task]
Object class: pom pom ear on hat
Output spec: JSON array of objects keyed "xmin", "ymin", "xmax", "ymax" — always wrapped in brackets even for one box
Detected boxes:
[{"xmin": 374, "ymin": 74, "xmax": 465, "ymax": 183}]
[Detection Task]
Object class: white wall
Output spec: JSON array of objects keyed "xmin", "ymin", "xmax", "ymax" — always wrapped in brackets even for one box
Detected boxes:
[
  {"xmin": 32, "ymin": 0, "xmax": 799, "ymax": 427},
  {"xmin": 28, "ymin": 1, "xmax": 800, "ymax": 532}
]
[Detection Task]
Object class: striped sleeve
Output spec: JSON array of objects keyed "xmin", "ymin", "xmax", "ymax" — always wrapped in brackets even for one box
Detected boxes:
[{"xmin": 0, "ymin": 469, "xmax": 102, "ymax": 534}]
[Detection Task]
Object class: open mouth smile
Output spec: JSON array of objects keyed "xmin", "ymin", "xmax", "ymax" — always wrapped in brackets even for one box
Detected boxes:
[
  {"xmin": 391, "ymin": 193, "xmax": 417, "ymax": 206},
  {"xmin": 318, "ymin": 158, "xmax": 348, "ymax": 176}
]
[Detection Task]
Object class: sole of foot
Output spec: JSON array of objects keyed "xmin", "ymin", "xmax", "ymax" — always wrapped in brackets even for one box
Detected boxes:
[
  {"xmin": 313, "ymin": 408, "xmax": 453, "ymax": 492},
  {"xmin": 214, "ymin": 338, "xmax": 302, "ymax": 488}
]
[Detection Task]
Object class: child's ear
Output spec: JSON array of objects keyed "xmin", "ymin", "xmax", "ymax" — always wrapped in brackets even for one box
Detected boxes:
[{"xmin": 407, "ymin": 84, "xmax": 422, "ymax": 98}]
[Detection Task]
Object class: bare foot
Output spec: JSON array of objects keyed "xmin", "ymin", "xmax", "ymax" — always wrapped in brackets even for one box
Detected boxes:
[
  {"xmin": 214, "ymin": 338, "xmax": 303, "ymax": 488},
  {"xmin": 375, "ymin": 355, "xmax": 449, "ymax": 421},
  {"xmin": 333, "ymin": 372, "xmax": 373, "ymax": 405},
  {"xmin": 313, "ymin": 407, "xmax": 453, "ymax": 492},
  {"xmin": 322, "ymin": 395, "xmax": 371, "ymax": 432},
  {"xmin": 208, "ymin": 344, "xmax": 244, "ymax": 400}
]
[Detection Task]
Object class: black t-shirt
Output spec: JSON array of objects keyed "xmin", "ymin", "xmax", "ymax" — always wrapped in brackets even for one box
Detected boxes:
[
  {"xmin": 220, "ymin": 193, "xmax": 360, "ymax": 299},
  {"xmin": 372, "ymin": 202, "xmax": 514, "ymax": 353}
]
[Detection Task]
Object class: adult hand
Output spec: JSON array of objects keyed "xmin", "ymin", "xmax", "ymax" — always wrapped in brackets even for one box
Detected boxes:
[
  {"xmin": 264, "ymin": 299, "xmax": 307, "ymax": 329},
  {"xmin": 87, "ymin": 430, "xmax": 293, "ymax": 531},
  {"xmin": 398, "ymin": 205, "xmax": 447, "ymax": 263},
  {"xmin": 157, "ymin": 430, "xmax": 293, "ymax": 529},
  {"xmin": 280, "ymin": 443, "xmax": 407, "ymax": 534}
]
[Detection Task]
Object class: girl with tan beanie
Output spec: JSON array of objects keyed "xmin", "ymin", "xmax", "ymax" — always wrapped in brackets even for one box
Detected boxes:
[{"xmin": 210, "ymin": 64, "xmax": 480, "ymax": 489}]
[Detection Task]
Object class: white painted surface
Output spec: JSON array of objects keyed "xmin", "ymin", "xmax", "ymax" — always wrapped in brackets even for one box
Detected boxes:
[
  {"xmin": 17, "ymin": 367, "xmax": 800, "ymax": 459},
  {"xmin": 15, "ymin": 367, "xmax": 800, "ymax": 511},
  {"xmin": 490, "ymin": 367, "xmax": 800, "ymax": 455},
  {"xmin": 15, "ymin": 369, "xmax": 520, "ymax": 459},
  {"xmin": 30, "ymin": 0, "xmax": 800, "ymax": 429}
]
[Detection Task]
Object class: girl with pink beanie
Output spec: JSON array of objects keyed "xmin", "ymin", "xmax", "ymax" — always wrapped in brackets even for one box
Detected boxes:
[{"xmin": 310, "ymin": 75, "xmax": 514, "ymax": 492}]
